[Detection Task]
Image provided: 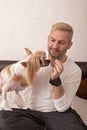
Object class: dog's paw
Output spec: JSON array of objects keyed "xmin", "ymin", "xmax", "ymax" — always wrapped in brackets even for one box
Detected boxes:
[
  {"xmin": 0, "ymin": 106, "xmax": 12, "ymax": 111},
  {"xmin": 16, "ymin": 101, "xmax": 23, "ymax": 108},
  {"xmin": 14, "ymin": 93, "xmax": 23, "ymax": 108},
  {"xmin": 0, "ymin": 100, "xmax": 12, "ymax": 111}
]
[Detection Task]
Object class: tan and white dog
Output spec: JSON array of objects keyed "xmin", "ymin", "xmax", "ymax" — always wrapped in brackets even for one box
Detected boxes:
[{"xmin": 0, "ymin": 48, "xmax": 49, "ymax": 110}]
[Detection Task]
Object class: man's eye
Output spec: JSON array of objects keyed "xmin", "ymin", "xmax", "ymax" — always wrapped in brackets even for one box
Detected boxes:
[
  {"xmin": 58, "ymin": 41, "xmax": 65, "ymax": 44},
  {"xmin": 50, "ymin": 38, "xmax": 55, "ymax": 42}
]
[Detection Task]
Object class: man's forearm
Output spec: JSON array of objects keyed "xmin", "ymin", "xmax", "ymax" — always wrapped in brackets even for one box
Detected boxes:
[{"xmin": 52, "ymin": 85, "xmax": 64, "ymax": 99}]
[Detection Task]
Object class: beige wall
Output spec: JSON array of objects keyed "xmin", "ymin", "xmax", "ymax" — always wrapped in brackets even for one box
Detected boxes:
[{"xmin": 0, "ymin": 0, "xmax": 87, "ymax": 61}]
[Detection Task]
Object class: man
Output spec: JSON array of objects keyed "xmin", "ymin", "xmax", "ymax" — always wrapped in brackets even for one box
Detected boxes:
[{"xmin": 0, "ymin": 22, "xmax": 86, "ymax": 130}]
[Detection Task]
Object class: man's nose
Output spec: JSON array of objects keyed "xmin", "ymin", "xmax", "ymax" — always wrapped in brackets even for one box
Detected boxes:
[{"xmin": 53, "ymin": 41, "xmax": 59, "ymax": 48}]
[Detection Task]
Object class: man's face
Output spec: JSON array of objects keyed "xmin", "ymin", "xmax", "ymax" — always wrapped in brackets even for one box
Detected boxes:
[{"xmin": 48, "ymin": 29, "xmax": 72, "ymax": 60}]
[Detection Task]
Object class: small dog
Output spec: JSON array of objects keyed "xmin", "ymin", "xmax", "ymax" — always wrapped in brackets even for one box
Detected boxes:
[{"xmin": 0, "ymin": 48, "xmax": 50, "ymax": 110}]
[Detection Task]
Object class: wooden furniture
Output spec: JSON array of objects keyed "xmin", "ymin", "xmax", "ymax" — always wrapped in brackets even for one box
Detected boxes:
[
  {"xmin": 75, "ymin": 62, "xmax": 87, "ymax": 99},
  {"xmin": 76, "ymin": 79, "xmax": 87, "ymax": 99}
]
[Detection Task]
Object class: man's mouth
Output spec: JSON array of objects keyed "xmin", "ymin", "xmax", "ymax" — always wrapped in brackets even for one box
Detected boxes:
[{"xmin": 51, "ymin": 49, "xmax": 60, "ymax": 54}]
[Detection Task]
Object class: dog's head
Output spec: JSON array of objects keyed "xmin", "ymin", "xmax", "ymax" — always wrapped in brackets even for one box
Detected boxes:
[
  {"xmin": 20, "ymin": 48, "xmax": 50, "ymax": 86},
  {"xmin": 21, "ymin": 48, "xmax": 50, "ymax": 69}
]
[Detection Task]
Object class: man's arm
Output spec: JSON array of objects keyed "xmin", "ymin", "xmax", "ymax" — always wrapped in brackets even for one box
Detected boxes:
[
  {"xmin": 49, "ymin": 59, "xmax": 65, "ymax": 99},
  {"xmin": 49, "ymin": 60, "xmax": 82, "ymax": 112}
]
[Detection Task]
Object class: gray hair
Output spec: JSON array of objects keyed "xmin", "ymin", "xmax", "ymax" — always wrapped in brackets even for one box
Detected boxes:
[{"xmin": 51, "ymin": 22, "xmax": 74, "ymax": 41}]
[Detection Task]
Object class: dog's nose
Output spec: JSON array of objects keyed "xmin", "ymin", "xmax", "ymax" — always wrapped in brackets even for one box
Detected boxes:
[
  {"xmin": 40, "ymin": 59, "xmax": 50, "ymax": 67},
  {"xmin": 44, "ymin": 59, "xmax": 50, "ymax": 65}
]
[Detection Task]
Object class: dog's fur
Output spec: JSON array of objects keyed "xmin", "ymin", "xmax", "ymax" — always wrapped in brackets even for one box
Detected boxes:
[{"xmin": 0, "ymin": 48, "xmax": 45, "ymax": 110}]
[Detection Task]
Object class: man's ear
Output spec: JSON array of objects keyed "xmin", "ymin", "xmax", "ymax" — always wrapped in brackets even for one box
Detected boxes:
[
  {"xmin": 68, "ymin": 42, "xmax": 73, "ymax": 49},
  {"xmin": 24, "ymin": 48, "xmax": 32, "ymax": 55},
  {"xmin": 21, "ymin": 62, "xmax": 27, "ymax": 67},
  {"xmin": 48, "ymin": 35, "xmax": 50, "ymax": 42}
]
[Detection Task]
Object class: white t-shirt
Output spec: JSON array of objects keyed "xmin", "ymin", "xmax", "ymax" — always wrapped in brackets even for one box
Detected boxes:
[{"xmin": 28, "ymin": 56, "xmax": 82, "ymax": 112}]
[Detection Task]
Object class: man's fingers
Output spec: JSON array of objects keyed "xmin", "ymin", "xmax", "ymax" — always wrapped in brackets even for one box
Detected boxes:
[{"xmin": 35, "ymin": 51, "xmax": 46, "ymax": 59}]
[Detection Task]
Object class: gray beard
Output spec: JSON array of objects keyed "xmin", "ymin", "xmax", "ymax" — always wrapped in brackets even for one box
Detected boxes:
[{"xmin": 48, "ymin": 48, "xmax": 67, "ymax": 60}]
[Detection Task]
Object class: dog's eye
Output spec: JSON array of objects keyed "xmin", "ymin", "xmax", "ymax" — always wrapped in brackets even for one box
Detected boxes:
[{"xmin": 39, "ymin": 59, "xmax": 42, "ymax": 65}]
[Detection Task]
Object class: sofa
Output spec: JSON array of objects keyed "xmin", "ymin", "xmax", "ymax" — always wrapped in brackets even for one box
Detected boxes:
[
  {"xmin": 0, "ymin": 60, "xmax": 87, "ymax": 125},
  {"xmin": 0, "ymin": 60, "xmax": 87, "ymax": 99}
]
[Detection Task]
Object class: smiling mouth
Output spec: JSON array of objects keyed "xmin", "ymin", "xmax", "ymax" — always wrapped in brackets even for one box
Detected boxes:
[
  {"xmin": 50, "ymin": 48, "xmax": 60, "ymax": 53},
  {"xmin": 51, "ymin": 50, "xmax": 60, "ymax": 55}
]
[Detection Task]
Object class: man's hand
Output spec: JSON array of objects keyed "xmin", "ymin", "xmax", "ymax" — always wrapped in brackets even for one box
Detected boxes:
[
  {"xmin": 50, "ymin": 60, "xmax": 64, "ymax": 80},
  {"xmin": 35, "ymin": 51, "xmax": 46, "ymax": 60}
]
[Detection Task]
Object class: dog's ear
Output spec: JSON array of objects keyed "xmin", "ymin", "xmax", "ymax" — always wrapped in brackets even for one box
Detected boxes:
[
  {"xmin": 24, "ymin": 48, "xmax": 32, "ymax": 55},
  {"xmin": 21, "ymin": 62, "xmax": 27, "ymax": 67}
]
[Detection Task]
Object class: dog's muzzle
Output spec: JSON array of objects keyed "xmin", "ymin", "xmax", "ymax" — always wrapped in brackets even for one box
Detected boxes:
[{"xmin": 40, "ymin": 59, "xmax": 50, "ymax": 67}]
